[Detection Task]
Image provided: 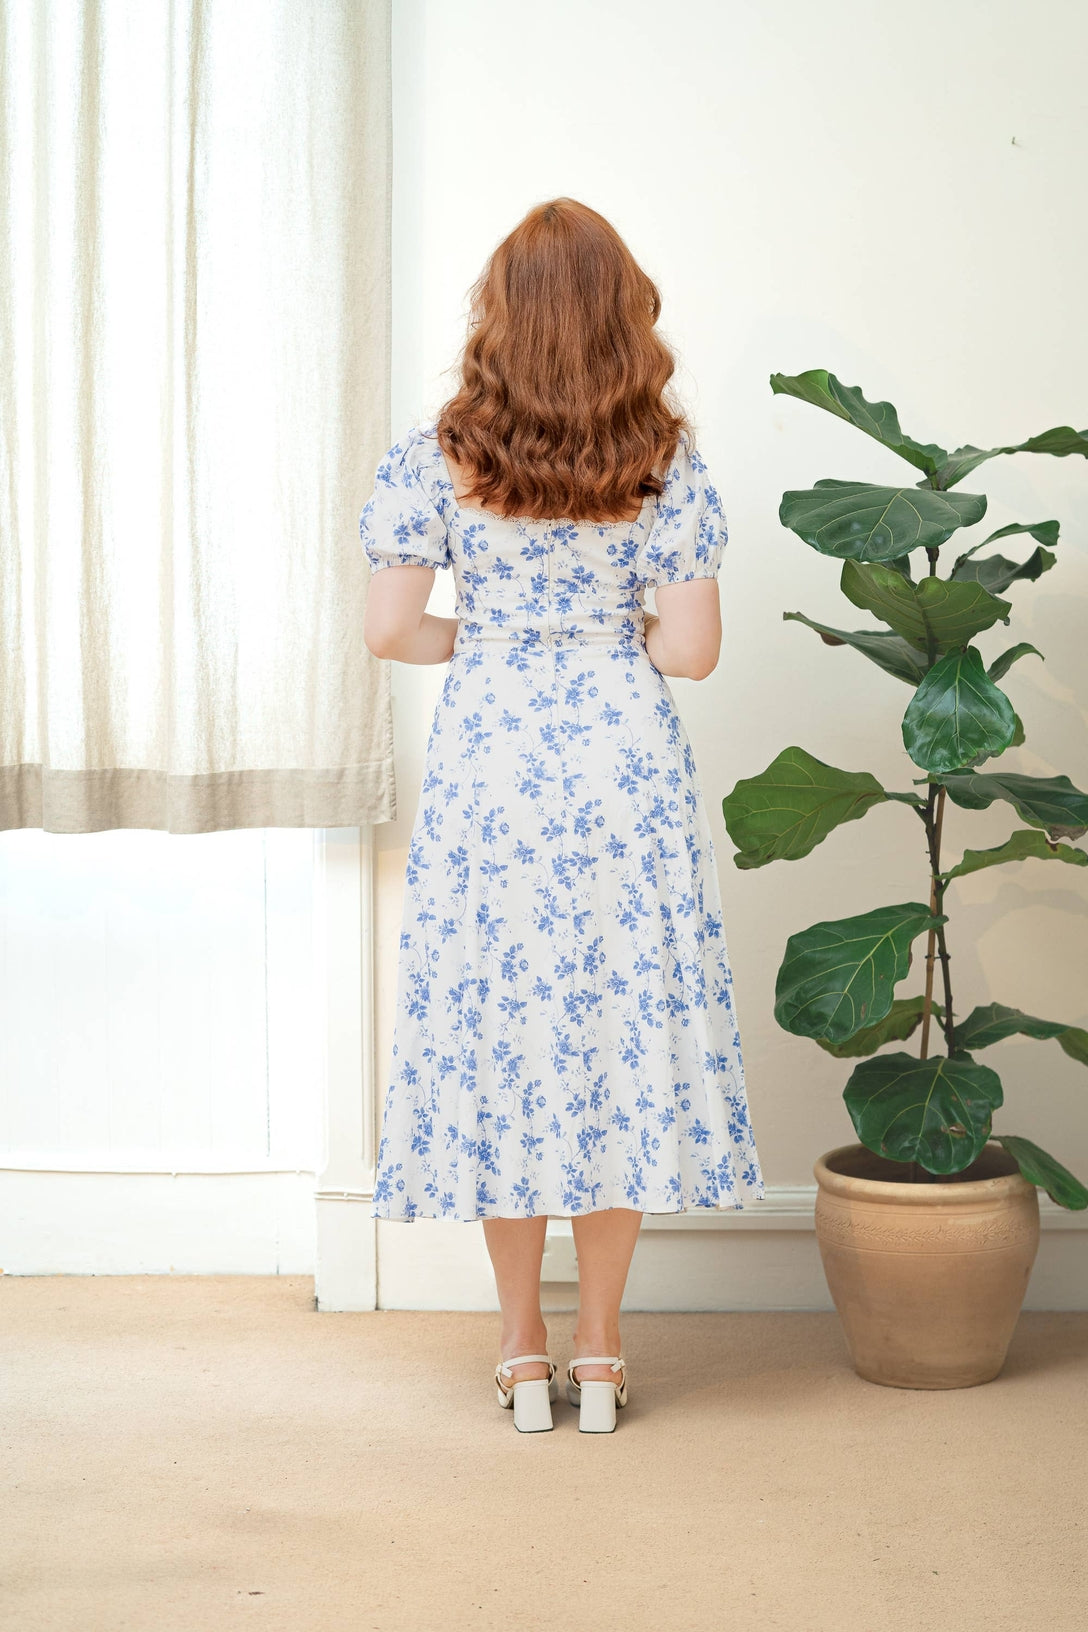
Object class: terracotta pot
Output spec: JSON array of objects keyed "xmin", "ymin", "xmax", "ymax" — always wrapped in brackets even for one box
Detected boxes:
[{"xmin": 813, "ymin": 1140, "xmax": 1040, "ymax": 1389}]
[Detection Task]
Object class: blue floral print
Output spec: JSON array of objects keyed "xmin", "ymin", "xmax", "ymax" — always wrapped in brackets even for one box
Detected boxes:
[{"xmin": 360, "ymin": 422, "xmax": 765, "ymax": 1220}]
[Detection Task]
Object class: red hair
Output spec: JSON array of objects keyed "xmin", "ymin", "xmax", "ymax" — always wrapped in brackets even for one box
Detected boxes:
[{"xmin": 436, "ymin": 198, "xmax": 689, "ymax": 523}]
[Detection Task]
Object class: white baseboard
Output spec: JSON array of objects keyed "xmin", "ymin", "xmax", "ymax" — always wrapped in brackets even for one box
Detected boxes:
[
  {"xmin": 370, "ymin": 1185, "xmax": 1088, "ymax": 1313},
  {"xmin": 3, "ymin": 1173, "xmax": 1083, "ymax": 1310},
  {"xmin": 0, "ymin": 1167, "xmax": 315, "ymax": 1275}
]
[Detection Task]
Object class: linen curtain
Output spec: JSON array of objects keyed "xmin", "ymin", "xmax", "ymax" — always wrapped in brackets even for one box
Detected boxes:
[{"xmin": 0, "ymin": 0, "xmax": 397, "ymax": 832}]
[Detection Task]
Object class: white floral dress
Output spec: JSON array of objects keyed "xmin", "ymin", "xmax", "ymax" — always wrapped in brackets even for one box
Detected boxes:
[{"xmin": 360, "ymin": 422, "xmax": 766, "ymax": 1221}]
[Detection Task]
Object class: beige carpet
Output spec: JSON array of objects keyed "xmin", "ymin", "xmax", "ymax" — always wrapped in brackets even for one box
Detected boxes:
[{"xmin": 2, "ymin": 1276, "xmax": 1085, "ymax": 1632}]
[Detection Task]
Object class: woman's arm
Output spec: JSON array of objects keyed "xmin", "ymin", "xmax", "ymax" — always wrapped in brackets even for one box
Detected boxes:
[
  {"xmin": 364, "ymin": 565, "xmax": 458, "ymax": 664},
  {"xmin": 644, "ymin": 579, "xmax": 722, "ymax": 680}
]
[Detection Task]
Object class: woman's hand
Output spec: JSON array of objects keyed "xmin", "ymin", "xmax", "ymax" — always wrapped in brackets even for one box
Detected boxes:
[{"xmin": 642, "ymin": 611, "xmax": 662, "ymax": 673}]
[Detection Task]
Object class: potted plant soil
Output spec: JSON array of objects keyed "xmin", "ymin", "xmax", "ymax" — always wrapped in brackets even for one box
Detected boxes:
[{"xmin": 723, "ymin": 370, "xmax": 1088, "ymax": 1388}]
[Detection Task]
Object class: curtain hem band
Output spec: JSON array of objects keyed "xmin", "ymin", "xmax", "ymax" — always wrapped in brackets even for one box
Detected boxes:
[{"xmin": 0, "ymin": 762, "xmax": 398, "ymax": 833}]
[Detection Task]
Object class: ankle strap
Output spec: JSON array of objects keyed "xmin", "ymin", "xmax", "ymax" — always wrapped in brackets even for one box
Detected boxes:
[
  {"xmin": 569, "ymin": 1355, "xmax": 625, "ymax": 1371},
  {"xmin": 497, "ymin": 1353, "xmax": 553, "ymax": 1376}
]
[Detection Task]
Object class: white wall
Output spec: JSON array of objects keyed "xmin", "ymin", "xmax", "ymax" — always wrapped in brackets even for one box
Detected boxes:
[{"xmin": 373, "ymin": 0, "xmax": 1088, "ymax": 1303}]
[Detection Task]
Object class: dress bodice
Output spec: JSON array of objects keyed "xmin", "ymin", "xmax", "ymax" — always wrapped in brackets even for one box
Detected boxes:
[{"xmin": 361, "ymin": 421, "xmax": 730, "ymax": 659}]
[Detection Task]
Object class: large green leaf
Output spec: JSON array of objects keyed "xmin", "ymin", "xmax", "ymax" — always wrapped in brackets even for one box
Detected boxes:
[
  {"xmin": 942, "ymin": 828, "xmax": 1088, "ymax": 881},
  {"xmin": 953, "ymin": 519, "xmax": 1060, "ymax": 565},
  {"xmin": 980, "ymin": 520, "xmax": 1061, "ymax": 549},
  {"xmin": 955, "ymin": 1003, "xmax": 1088, "ymax": 1066},
  {"xmin": 992, "ymin": 1135, "xmax": 1088, "ymax": 1210},
  {"xmin": 779, "ymin": 481, "xmax": 987, "ymax": 561},
  {"xmin": 933, "ymin": 427, "xmax": 1088, "ymax": 490},
  {"xmin": 840, "ymin": 561, "xmax": 1011, "ymax": 652},
  {"xmin": 769, "ymin": 370, "xmax": 948, "ymax": 478},
  {"xmin": 950, "ymin": 546, "xmax": 1057, "ymax": 597},
  {"xmin": 986, "ymin": 643, "xmax": 1043, "ymax": 682},
  {"xmin": 949, "ymin": 521, "xmax": 1060, "ymax": 595},
  {"xmin": 814, "ymin": 994, "xmax": 944, "ymax": 1059},
  {"xmin": 843, "ymin": 1051, "xmax": 1003, "ymax": 1173},
  {"xmin": 901, "ymin": 647, "xmax": 1017, "ymax": 774},
  {"xmin": 930, "ymin": 771, "xmax": 1088, "ymax": 842},
  {"xmin": 782, "ymin": 610, "xmax": 932, "ymax": 685},
  {"xmin": 774, "ymin": 902, "xmax": 945, "ymax": 1042},
  {"xmin": 721, "ymin": 747, "xmax": 889, "ymax": 869}
]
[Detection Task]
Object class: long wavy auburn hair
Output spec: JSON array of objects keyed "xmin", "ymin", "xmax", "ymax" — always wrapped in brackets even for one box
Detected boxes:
[{"xmin": 436, "ymin": 199, "xmax": 690, "ymax": 523}]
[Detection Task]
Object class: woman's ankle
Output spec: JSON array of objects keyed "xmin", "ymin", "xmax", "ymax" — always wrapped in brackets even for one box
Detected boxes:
[
  {"xmin": 571, "ymin": 1325, "xmax": 622, "ymax": 1356},
  {"xmin": 499, "ymin": 1319, "xmax": 549, "ymax": 1358}
]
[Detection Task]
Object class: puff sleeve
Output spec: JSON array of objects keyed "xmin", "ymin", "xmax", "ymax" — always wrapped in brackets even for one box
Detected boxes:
[
  {"xmin": 359, "ymin": 428, "xmax": 452, "ymax": 573},
  {"xmin": 637, "ymin": 433, "xmax": 728, "ymax": 589}
]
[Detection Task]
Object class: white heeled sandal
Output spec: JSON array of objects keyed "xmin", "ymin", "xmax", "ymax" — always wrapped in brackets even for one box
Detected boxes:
[
  {"xmin": 495, "ymin": 1353, "xmax": 559, "ymax": 1433},
  {"xmin": 565, "ymin": 1355, "xmax": 628, "ymax": 1433}
]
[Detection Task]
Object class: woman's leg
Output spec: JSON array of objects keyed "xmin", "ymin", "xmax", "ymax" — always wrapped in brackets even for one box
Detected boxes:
[
  {"xmin": 481, "ymin": 1215, "xmax": 551, "ymax": 1382},
  {"xmin": 570, "ymin": 1207, "xmax": 643, "ymax": 1382}
]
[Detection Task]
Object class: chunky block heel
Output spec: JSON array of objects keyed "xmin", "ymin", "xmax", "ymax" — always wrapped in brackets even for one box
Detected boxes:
[
  {"xmin": 495, "ymin": 1353, "xmax": 559, "ymax": 1432},
  {"xmin": 565, "ymin": 1355, "xmax": 628, "ymax": 1433},
  {"xmin": 572, "ymin": 1378, "xmax": 618, "ymax": 1432}
]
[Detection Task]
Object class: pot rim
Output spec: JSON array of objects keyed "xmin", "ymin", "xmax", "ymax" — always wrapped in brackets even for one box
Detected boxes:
[{"xmin": 814, "ymin": 1140, "xmax": 1035, "ymax": 1206}]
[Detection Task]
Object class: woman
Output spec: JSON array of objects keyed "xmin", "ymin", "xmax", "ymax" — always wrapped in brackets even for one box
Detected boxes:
[{"xmin": 360, "ymin": 198, "xmax": 765, "ymax": 1435}]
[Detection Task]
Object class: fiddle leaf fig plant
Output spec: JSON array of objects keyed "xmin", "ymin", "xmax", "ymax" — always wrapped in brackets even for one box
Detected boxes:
[{"xmin": 722, "ymin": 369, "xmax": 1088, "ymax": 1208}]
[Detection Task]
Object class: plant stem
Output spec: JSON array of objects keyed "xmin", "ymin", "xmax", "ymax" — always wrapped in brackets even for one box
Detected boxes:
[
  {"xmin": 919, "ymin": 783, "xmax": 955, "ymax": 1058},
  {"xmin": 933, "ymin": 789, "xmax": 956, "ymax": 1047},
  {"xmin": 919, "ymin": 787, "xmax": 939, "ymax": 1059}
]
